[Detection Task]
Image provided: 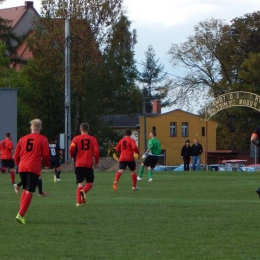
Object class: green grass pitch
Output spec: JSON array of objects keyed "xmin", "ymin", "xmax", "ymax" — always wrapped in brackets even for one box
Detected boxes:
[{"xmin": 1, "ymin": 170, "xmax": 260, "ymax": 260}]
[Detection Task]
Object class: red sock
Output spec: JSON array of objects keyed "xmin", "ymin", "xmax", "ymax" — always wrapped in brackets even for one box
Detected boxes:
[
  {"xmin": 83, "ymin": 183, "xmax": 93, "ymax": 193},
  {"xmin": 76, "ymin": 187, "xmax": 82, "ymax": 204},
  {"xmin": 131, "ymin": 172, "xmax": 137, "ymax": 187},
  {"xmin": 19, "ymin": 192, "xmax": 33, "ymax": 217},
  {"xmin": 10, "ymin": 170, "xmax": 15, "ymax": 184},
  {"xmin": 19, "ymin": 190, "xmax": 26, "ymax": 212},
  {"xmin": 114, "ymin": 171, "xmax": 122, "ymax": 183}
]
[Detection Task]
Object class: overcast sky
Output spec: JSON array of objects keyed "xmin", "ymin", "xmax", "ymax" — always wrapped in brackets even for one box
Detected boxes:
[
  {"xmin": 1, "ymin": 0, "xmax": 260, "ymax": 111},
  {"xmin": 1, "ymin": 0, "xmax": 259, "ymax": 73}
]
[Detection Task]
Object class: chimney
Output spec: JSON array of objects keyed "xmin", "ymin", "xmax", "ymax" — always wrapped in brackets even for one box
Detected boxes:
[
  {"xmin": 152, "ymin": 100, "xmax": 161, "ymax": 114},
  {"xmin": 25, "ymin": 1, "xmax": 34, "ymax": 8}
]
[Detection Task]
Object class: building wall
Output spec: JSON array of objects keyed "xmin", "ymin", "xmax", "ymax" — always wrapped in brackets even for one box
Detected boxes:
[
  {"xmin": 139, "ymin": 110, "xmax": 218, "ymax": 166},
  {"xmin": 0, "ymin": 89, "xmax": 17, "ymax": 146},
  {"xmin": 13, "ymin": 9, "xmax": 38, "ymax": 38}
]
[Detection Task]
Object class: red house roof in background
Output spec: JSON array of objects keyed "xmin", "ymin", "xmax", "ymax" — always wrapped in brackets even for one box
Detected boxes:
[
  {"xmin": 11, "ymin": 30, "xmax": 35, "ymax": 71},
  {"xmin": 0, "ymin": 1, "xmax": 38, "ymax": 28},
  {"xmin": 16, "ymin": 31, "xmax": 34, "ymax": 60}
]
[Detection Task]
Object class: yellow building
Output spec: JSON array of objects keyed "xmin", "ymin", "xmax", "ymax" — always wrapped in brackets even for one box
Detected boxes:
[{"xmin": 139, "ymin": 101, "xmax": 218, "ymax": 166}]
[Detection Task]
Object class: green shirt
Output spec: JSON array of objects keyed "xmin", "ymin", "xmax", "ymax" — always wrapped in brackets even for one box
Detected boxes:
[{"xmin": 148, "ymin": 137, "xmax": 161, "ymax": 156}]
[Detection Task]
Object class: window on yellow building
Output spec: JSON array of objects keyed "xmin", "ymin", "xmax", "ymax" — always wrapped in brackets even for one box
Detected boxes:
[
  {"xmin": 170, "ymin": 122, "xmax": 177, "ymax": 137},
  {"xmin": 182, "ymin": 122, "xmax": 188, "ymax": 136},
  {"xmin": 158, "ymin": 149, "xmax": 165, "ymax": 164},
  {"xmin": 202, "ymin": 127, "xmax": 205, "ymax": 136}
]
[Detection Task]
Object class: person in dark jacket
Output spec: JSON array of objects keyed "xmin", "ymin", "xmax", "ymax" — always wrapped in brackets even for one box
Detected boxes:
[
  {"xmin": 191, "ymin": 138, "xmax": 203, "ymax": 171},
  {"xmin": 181, "ymin": 140, "xmax": 192, "ymax": 171}
]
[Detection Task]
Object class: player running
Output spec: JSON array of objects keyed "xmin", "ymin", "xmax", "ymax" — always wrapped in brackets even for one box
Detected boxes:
[
  {"xmin": 137, "ymin": 130, "xmax": 161, "ymax": 182},
  {"xmin": 14, "ymin": 174, "xmax": 49, "ymax": 196},
  {"xmin": 49, "ymin": 137, "xmax": 63, "ymax": 182},
  {"xmin": 113, "ymin": 129, "xmax": 139, "ymax": 191},
  {"xmin": 69, "ymin": 123, "xmax": 99, "ymax": 207},
  {"xmin": 14, "ymin": 119, "xmax": 50, "ymax": 224},
  {"xmin": 0, "ymin": 132, "xmax": 16, "ymax": 185}
]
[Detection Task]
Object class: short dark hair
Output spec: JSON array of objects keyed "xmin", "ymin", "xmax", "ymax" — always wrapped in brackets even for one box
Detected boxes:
[
  {"xmin": 6, "ymin": 133, "xmax": 11, "ymax": 138},
  {"xmin": 124, "ymin": 129, "xmax": 132, "ymax": 136},
  {"xmin": 80, "ymin": 123, "xmax": 89, "ymax": 132},
  {"xmin": 51, "ymin": 136, "xmax": 58, "ymax": 143},
  {"xmin": 151, "ymin": 130, "xmax": 156, "ymax": 137},
  {"xmin": 186, "ymin": 140, "xmax": 190, "ymax": 143}
]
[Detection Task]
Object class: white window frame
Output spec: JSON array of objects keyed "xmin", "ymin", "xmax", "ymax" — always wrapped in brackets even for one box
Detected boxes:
[
  {"xmin": 182, "ymin": 122, "xmax": 188, "ymax": 137},
  {"xmin": 170, "ymin": 122, "xmax": 177, "ymax": 137}
]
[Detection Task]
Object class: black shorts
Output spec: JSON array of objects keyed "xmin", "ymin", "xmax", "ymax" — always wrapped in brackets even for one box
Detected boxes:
[
  {"xmin": 19, "ymin": 172, "xmax": 40, "ymax": 193},
  {"xmin": 143, "ymin": 155, "xmax": 159, "ymax": 169},
  {"xmin": 75, "ymin": 167, "xmax": 94, "ymax": 184},
  {"xmin": 119, "ymin": 161, "xmax": 136, "ymax": 171},
  {"xmin": 2, "ymin": 159, "xmax": 15, "ymax": 169},
  {"xmin": 50, "ymin": 157, "xmax": 61, "ymax": 169}
]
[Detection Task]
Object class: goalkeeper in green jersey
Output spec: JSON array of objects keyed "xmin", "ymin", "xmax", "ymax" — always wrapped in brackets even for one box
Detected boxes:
[{"xmin": 137, "ymin": 130, "xmax": 161, "ymax": 182}]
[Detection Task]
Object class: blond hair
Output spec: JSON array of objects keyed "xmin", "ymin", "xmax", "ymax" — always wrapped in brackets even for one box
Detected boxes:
[{"xmin": 30, "ymin": 118, "xmax": 42, "ymax": 132}]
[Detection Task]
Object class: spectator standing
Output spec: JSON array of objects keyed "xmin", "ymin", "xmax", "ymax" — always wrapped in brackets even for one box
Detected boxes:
[
  {"xmin": 181, "ymin": 140, "xmax": 192, "ymax": 171},
  {"xmin": 191, "ymin": 138, "xmax": 203, "ymax": 171}
]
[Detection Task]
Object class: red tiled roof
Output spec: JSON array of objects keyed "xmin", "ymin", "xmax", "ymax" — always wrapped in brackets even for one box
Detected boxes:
[
  {"xmin": 0, "ymin": 5, "xmax": 28, "ymax": 27},
  {"xmin": 17, "ymin": 31, "xmax": 34, "ymax": 59},
  {"xmin": 0, "ymin": 2, "xmax": 38, "ymax": 28},
  {"xmin": 10, "ymin": 30, "xmax": 35, "ymax": 71}
]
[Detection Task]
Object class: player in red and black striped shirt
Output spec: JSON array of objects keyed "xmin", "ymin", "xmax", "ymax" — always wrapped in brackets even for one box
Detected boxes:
[
  {"xmin": 14, "ymin": 119, "xmax": 50, "ymax": 224},
  {"xmin": 70, "ymin": 123, "xmax": 99, "ymax": 207},
  {"xmin": 113, "ymin": 129, "xmax": 139, "ymax": 191}
]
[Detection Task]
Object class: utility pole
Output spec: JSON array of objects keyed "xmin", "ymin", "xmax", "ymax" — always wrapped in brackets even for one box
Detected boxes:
[
  {"xmin": 204, "ymin": 106, "xmax": 208, "ymax": 167},
  {"xmin": 64, "ymin": 19, "xmax": 71, "ymax": 162},
  {"xmin": 143, "ymin": 98, "xmax": 147, "ymax": 153}
]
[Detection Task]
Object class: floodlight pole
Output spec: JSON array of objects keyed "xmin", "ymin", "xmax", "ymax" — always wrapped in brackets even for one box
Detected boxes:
[
  {"xmin": 205, "ymin": 106, "xmax": 208, "ymax": 167},
  {"xmin": 143, "ymin": 98, "xmax": 147, "ymax": 153},
  {"xmin": 64, "ymin": 19, "xmax": 71, "ymax": 162}
]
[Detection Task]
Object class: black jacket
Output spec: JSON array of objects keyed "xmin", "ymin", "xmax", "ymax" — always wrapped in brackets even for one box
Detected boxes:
[
  {"xmin": 181, "ymin": 145, "xmax": 192, "ymax": 157},
  {"xmin": 191, "ymin": 143, "xmax": 203, "ymax": 156}
]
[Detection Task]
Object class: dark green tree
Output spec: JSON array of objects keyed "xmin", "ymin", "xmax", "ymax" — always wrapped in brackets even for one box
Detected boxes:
[
  {"xmin": 214, "ymin": 12, "xmax": 260, "ymax": 149},
  {"xmin": 0, "ymin": 17, "xmax": 16, "ymax": 54},
  {"xmin": 0, "ymin": 11, "xmax": 24, "ymax": 66},
  {"xmin": 168, "ymin": 16, "xmax": 260, "ymax": 150},
  {"xmin": 101, "ymin": 14, "xmax": 142, "ymax": 115},
  {"xmin": 0, "ymin": 42, "xmax": 17, "ymax": 88},
  {"xmin": 168, "ymin": 18, "xmax": 227, "ymax": 111},
  {"xmin": 218, "ymin": 12, "xmax": 260, "ymax": 90},
  {"xmin": 139, "ymin": 45, "xmax": 171, "ymax": 113},
  {"xmin": 16, "ymin": 0, "xmax": 140, "ymax": 153}
]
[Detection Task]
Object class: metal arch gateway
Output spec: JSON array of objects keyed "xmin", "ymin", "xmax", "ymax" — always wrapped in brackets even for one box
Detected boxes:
[{"xmin": 205, "ymin": 91, "xmax": 260, "ymax": 121}]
